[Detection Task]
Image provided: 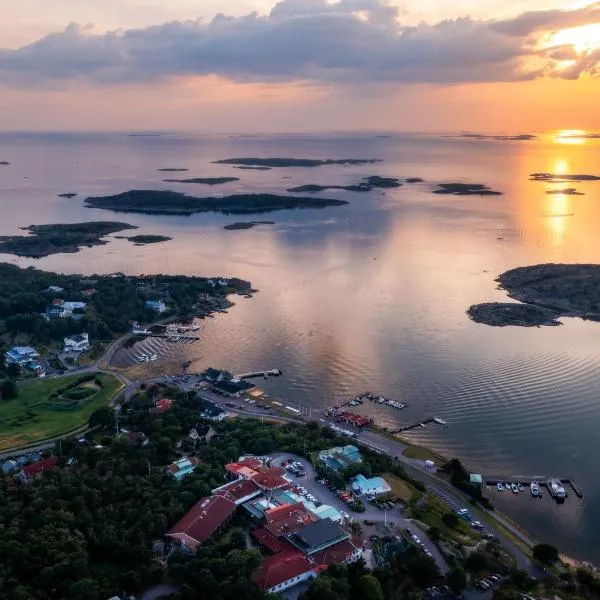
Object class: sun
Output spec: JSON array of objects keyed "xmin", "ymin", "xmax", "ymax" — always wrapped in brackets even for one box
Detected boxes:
[{"xmin": 544, "ymin": 23, "xmax": 600, "ymax": 54}]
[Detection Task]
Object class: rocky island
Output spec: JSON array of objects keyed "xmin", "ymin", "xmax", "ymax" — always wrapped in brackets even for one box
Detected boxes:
[
  {"xmin": 157, "ymin": 168, "xmax": 189, "ymax": 172},
  {"xmin": 214, "ymin": 157, "xmax": 381, "ymax": 168},
  {"xmin": 405, "ymin": 177, "xmax": 424, "ymax": 183},
  {"xmin": 530, "ymin": 173, "xmax": 600, "ymax": 182},
  {"xmin": 234, "ymin": 166, "xmax": 272, "ymax": 171},
  {"xmin": 468, "ymin": 264, "xmax": 600, "ymax": 326},
  {"xmin": 0, "ymin": 221, "xmax": 136, "ymax": 258},
  {"xmin": 455, "ymin": 134, "xmax": 536, "ymax": 141},
  {"xmin": 546, "ymin": 188, "xmax": 584, "ymax": 195},
  {"xmin": 0, "ymin": 161, "xmax": 9, "ymax": 166},
  {"xmin": 84, "ymin": 190, "xmax": 348, "ymax": 216},
  {"xmin": 288, "ymin": 175, "xmax": 402, "ymax": 193},
  {"xmin": 433, "ymin": 183, "xmax": 503, "ymax": 196},
  {"xmin": 126, "ymin": 234, "xmax": 172, "ymax": 245},
  {"xmin": 58, "ymin": 192, "xmax": 78, "ymax": 198},
  {"xmin": 162, "ymin": 177, "xmax": 239, "ymax": 185},
  {"xmin": 224, "ymin": 221, "xmax": 275, "ymax": 230}
]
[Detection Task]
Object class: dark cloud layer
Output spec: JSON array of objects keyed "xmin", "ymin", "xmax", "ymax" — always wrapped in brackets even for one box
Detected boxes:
[{"xmin": 0, "ymin": 0, "xmax": 598, "ymax": 88}]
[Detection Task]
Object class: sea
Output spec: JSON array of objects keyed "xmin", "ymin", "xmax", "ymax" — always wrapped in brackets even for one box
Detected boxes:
[{"xmin": 1, "ymin": 131, "xmax": 600, "ymax": 562}]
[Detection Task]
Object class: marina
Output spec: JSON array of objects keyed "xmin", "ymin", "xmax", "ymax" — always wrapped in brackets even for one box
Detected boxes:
[
  {"xmin": 484, "ymin": 475, "xmax": 583, "ymax": 500},
  {"xmin": 342, "ymin": 392, "xmax": 408, "ymax": 410},
  {"xmin": 235, "ymin": 369, "xmax": 283, "ymax": 380}
]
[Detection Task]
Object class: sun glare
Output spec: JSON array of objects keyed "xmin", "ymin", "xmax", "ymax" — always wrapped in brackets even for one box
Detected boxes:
[
  {"xmin": 553, "ymin": 129, "xmax": 588, "ymax": 145},
  {"xmin": 545, "ymin": 23, "xmax": 600, "ymax": 54}
]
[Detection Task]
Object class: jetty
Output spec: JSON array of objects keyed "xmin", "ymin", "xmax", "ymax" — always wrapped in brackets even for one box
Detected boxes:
[
  {"xmin": 342, "ymin": 392, "xmax": 407, "ymax": 410},
  {"xmin": 391, "ymin": 417, "xmax": 447, "ymax": 434},
  {"xmin": 235, "ymin": 369, "xmax": 282, "ymax": 379},
  {"xmin": 484, "ymin": 475, "xmax": 583, "ymax": 499}
]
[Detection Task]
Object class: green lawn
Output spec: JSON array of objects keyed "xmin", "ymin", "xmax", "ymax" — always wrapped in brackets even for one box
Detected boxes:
[
  {"xmin": 0, "ymin": 373, "xmax": 123, "ymax": 451},
  {"xmin": 402, "ymin": 444, "xmax": 447, "ymax": 465},
  {"xmin": 382, "ymin": 472, "xmax": 419, "ymax": 502}
]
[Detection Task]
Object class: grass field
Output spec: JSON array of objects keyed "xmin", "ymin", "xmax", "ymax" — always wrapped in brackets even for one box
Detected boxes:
[
  {"xmin": 382, "ymin": 472, "xmax": 419, "ymax": 502},
  {"xmin": 0, "ymin": 373, "xmax": 123, "ymax": 451},
  {"xmin": 402, "ymin": 444, "xmax": 447, "ymax": 465}
]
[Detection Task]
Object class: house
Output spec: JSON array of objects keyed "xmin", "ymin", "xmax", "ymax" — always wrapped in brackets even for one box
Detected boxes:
[
  {"xmin": 199, "ymin": 402, "xmax": 227, "ymax": 422},
  {"xmin": 252, "ymin": 467, "xmax": 291, "ymax": 493},
  {"xmin": 318, "ymin": 445, "xmax": 362, "ymax": 472},
  {"xmin": 81, "ymin": 288, "xmax": 97, "ymax": 298},
  {"xmin": 150, "ymin": 398, "xmax": 174, "ymax": 415},
  {"xmin": 145, "ymin": 300, "xmax": 167, "ymax": 313},
  {"xmin": 15, "ymin": 456, "xmax": 58, "ymax": 483},
  {"xmin": 46, "ymin": 300, "xmax": 87, "ymax": 319},
  {"xmin": 132, "ymin": 321, "xmax": 152, "ymax": 335},
  {"xmin": 46, "ymin": 285, "xmax": 64, "ymax": 294},
  {"xmin": 252, "ymin": 550, "xmax": 316, "ymax": 594},
  {"xmin": 124, "ymin": 431, "xmax": 149, "ymax": 446},
  {"xmin": 64, "ymin": 301, "xmax": 87, "ymax": 315},
  {"xmin": 166, "ymin": 495, "xmax": 236, "ymax": 553},
  {"xmin": 212, "ymin": 378, "xmax": 254, "ymax": 398},
  {"xmin": 204, "ymin": 368, "xmax": 224, "ymax": 382},
  {"xmin": 167, "ymin": 457, "xmax": 200, "ymax": 481},
  {"xmin": 286, "ymin": 518, "xmax": 350, "ymax": 556},
  {"xmin": 1, "ymin": 460, "xmax": 18, "ymax": 475},
  {"xmin": 207, "ymin": 279, "xmax": 228, "ymax": 288},
  {"xmin": 263, "ymin": 502, "xmax": 318, "ymax": 538},
  {"xmin": 351, "ymin": 474, "xmax": 391, "ymax": 496},
  {"xmin": 225, "ymin": 457, "xmax": 265, "ymax": 480},
  {"xmin": 212, "ymin": 479, "xmax": 261, "ymax": 505},
  {"xmin": 189, "ymin": 423, "xmax": 216, "ymax": 444},
  {"xmin": 311, "ymin": 537, "xmax": 363, "ymax": 566},
  {"xmin": 5, "ymin": 346, "xmax": 40, "ymax": 366},
  {"xmin": 63, "ymin": 333, "xmax": 90, "ymax": 353}
]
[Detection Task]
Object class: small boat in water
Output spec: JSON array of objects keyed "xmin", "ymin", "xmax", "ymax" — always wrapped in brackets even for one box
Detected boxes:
[
  {"xmin": 433, "ymin": 417, "xmax": 447, "ymax": 425},
  {"xmin": 497, "ymin": 483, "xmax": 505, "ymax": 492},
  {"xmin": 511, "ymin": 483, "xmax": 519, "ymax": 494},
  {"xmin": 530, "ymin": 482, "xmax": 540, "ymax": 497}
]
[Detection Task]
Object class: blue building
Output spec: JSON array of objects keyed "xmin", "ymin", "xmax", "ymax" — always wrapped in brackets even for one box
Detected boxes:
[{"xmin": 318, "ymin": 445, "xmax": 362, "ymax": 472}]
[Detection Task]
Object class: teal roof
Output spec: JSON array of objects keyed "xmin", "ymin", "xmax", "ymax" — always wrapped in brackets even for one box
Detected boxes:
[{"xmin": 312, "ymin": 505, "xmax": 342, "ymax": 521}]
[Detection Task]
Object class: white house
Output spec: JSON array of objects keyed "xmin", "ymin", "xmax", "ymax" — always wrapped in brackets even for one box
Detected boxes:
[
  {"xmin": 63, "ymin": 301, "xmax": 87, "ymax": 315},
  {"xmin": 145, "ymin": 300, "xmax": 167, "ymax": 313},
  {"xmin": 46, "ymin": 286, "xmax": 64, "ymax": 294},
  {"xmin": 64, "ymin": 333, "xmax": 90, "ymax": 353},
  {"xmin": 5, "ymin": 346, "xmax": 40, "ymax": 365}
]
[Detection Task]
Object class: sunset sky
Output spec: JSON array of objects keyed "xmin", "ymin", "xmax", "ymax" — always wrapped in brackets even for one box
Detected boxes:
[{"xmin": 1, "ymin": 0, "xmax": 599, "ymax": 132}]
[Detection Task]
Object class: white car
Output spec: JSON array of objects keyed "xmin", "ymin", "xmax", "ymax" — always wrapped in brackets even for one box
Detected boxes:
[{"xmin": 411, "ymin": 534, "xmax": 420, "ymax": 543}]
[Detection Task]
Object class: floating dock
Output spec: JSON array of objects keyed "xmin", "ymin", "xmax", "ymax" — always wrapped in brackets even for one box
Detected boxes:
[
  {"xmin": 236, "ymin": 369, "xmax": 282, "ymax": 379},
  {"xmin": 342, "ymin": 392, "xmax": 407, "ymax": 410},
  {"xmin": 483, "ymin": 475, "xmax": 583, "ymax": 499},
  {"xmin": 391, "ymin": 416, "xmax": 447, "ymax": 434}
]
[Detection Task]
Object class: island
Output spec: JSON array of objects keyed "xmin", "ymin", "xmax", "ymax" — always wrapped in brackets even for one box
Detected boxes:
[
  {"xmin": 224, "ymin": 221, "xmax": 275, "ymax": 230},
  {"xmin": 546, "ymin": 188, "xmax": 584, "ymax": 195},
  {"xmin": 126, "ymin": 234, "xmax": 172, "ymax": 245},
  {"xmin": 162, "ymin": 177, "xmax": 239, "ymax": 185},
  {"xmin": 455, "ymin": 134, "xmax": 536, "ymax": 141},
  {"xmin": 214, "ymin": 157, "xmax": 382, "ymax": 168},
  {"xmin": 157, "ymin": 168, "xmax": 189, "ymax": 172},
  {"xmin": 468, "ymin": 264, "xmax": 600, "ymax": 326},
  {"xmin": 287, "ymin": 175, "xmax": 402, "ymax": 193},
  {"xmin": 0, "ymin": 222, "xmax": 137, "ymax": 258},
  {"xmin": 530, "ymin": 173, "xmax": 600, "ymax": 182},
  {"xmin": 433, "ymin": 183, "xmax": 503, "ymax": 196},
  {"xmin": 405, "ymin": 177, "xmax": 424, "ymax": 183},
  {"xmin": 58, "ymin": 192, "xmax": 78, "ymax": 198},
  {"xmin": 84, "ymin": 190, "xmax": 348, "ymax": 216},
  {"xmin": 0, "ymin": 161, "xmax": 9, "ymax": 166}
]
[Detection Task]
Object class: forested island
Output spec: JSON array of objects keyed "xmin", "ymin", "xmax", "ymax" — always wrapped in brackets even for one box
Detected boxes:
[
  {"xmin": 162, "ymin": 177, "xmax": 240, "ymax": 185},
  {"xmin": 85, "ymin": 190, "xmax": 347, "ymax": 216},
  {"xmin": 214, "ymin": 157, "xmax": 382, "ymax": 168},
  {"xmin": 288, "ymin": 175, "xmax": 402, "ymax": 193},
  {"xmin": 58, "ymin": 193, "xmax": 78, "ymax": 198},
  {"xmin": 433, "ymin": 183, "xmax": 503, "ymax": 196},
  {"xmin": 224, "ymin": 221, "xmax": 275, "ymax": 230},
  {"xmin": 0, "ymin": 222, "xmax": 137, "ymax": 258},
  {"xmin": 157, "ymin": 168, "xmax": 189, "ymax": 172},
  {"xmin": 126, "ymin": 234, "xmax": 172, "ymax": 245},
  {"xmin": 468, "ymin": 264, "xmax": 600, "ymax": 326},
  {"xmin": 530, "ymin": 173, "xmax": 600, "ymax": 182}
]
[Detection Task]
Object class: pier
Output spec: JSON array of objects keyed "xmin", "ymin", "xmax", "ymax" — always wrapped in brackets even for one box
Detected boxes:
[
  {"xmin": 483, "ymin": 475, "xmax": 583, "ymax": 499},
  {"xmin": 153, "ymin": 334, "xmax": 200, "ymax": 343},
  {"xmin": 235, "ymin": 369, "xmax": 282, "ymax": 379},
  {"xmin": 341, "ymin": 392, "xmax": 407, "ymax": 410},
  {"xmin": 391, "ymin": 417, "xmax": 445, "ymax": 434}
]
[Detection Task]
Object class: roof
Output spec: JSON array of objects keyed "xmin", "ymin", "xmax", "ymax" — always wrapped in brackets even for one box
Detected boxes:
[
  {"xmin": 264, "ymin": 502, "xmax": 317, "ymax": 538},
  {"xmin": 65, "ymin": 333, "xmax": 88, "ymax": 343},
  {"xmin": 213, "ymin": 379, "xmax": 254, "ymax": 394},
  {"xmin": 204, "ymin": 368, "xmax": 222, "ymax": 380},
  {"xmin": 252, "ymin": 467, "xmax": 290, "ymax": 491},
  {"xmin": 225, "ymin": 457, "xmax": 264, "ymax": 478},
  {"xmin": 252, "ymin": 551, "xmax": 315, "ymax": 591},
  {"xmin": 168, "ymin": 457, "xmax": 199, "ymax": 476},
  {"xmin": 8, "ymin": 346, "xmax": 39, "ymax": 356},
  {"xmin": 287, "ymin": 518, "xmax": 349, "ymax": 553},
  {"xmin": 166, "ymin": 495, "xmax": 236, "ymax": 551},
  {"xmin": 213, "ymin": 479, "xmax": 261, "ymax": 504},
  {"xmin": 311, "ymin": 504, "xmax": 342, "ymax": 522},
  {"xmin": 353, "ymin": 474, "xmax": 390, "ymax": 490},
  {"xmin": 310, "ymin": 537, "xmax": 363, "ymax": 566},
  {"xmin": 150, "ymin": 398, "xmax": 174, "ymax": 414},
  {"xmin": 251, "ymin": 527, "xmax": 287, "ymax": 554},
  {"xmin": 21, "ymin": 456, "xmax": 58, "ymax": 477}
]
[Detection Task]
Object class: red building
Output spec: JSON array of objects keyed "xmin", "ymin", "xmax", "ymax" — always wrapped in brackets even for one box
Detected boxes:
[
  {"xmin": 252, "ymin": 551, "xmax": 316, "ymax": 595},
  {"xmin": 16, "ymin": 456, "xmax": 58, "ymax": 483}
]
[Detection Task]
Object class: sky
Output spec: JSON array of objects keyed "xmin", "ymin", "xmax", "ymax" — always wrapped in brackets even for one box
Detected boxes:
[{"xmin": 1, "ymin": 0, "xmax": 599, "ymax": 132}]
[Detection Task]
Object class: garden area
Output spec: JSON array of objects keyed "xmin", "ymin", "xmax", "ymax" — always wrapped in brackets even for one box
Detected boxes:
[{"xmin": 0, "ymin": 372, "xmax": 123, "ymax": 451}]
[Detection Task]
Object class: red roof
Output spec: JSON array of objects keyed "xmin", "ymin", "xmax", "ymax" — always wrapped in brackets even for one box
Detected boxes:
[
  {"xmin": 167, "ymin": 495, "xmax": 235, "ymax": 551},
  {"xmin": 225, "ymin": 457, "xmax": 264, "ymax": 479},
  {"xmin": 168, "ymin": 457, "xmax": 199, "ymax": 474},
  {"xmin": 150, "ymin": 398, "xmax": 174, "ymax": 415},
  {"xmin": 213, "ymin": 479, "xmax": 260, "ymax": 503},
  {"xmin": 251, "ymin": 527, "xmax": 287, "ymax": 554},
  {"xmin": 251, "ymin": 468, "xmax": 290, "ymax": 492},
  {"xmin": 81, "ymin": 288, "xmax": 97, "ymax": 297},
  {"xmin": 252, "ymin": 551, "xmax": 315, "ymax": 591},
  {"xmin": 310, "ymin": 537, "xmax": 363, "ymax": 566},
  {"xmin": 52, "ymin": 298, "xmax": 65, "ymax": 307},
  {"xmin": 21, "ymin": 456, "xmax": 58, "ymax": 478},
  {"xmin": 264, "ymin": 502, "xmax": 317, "ymax": 537}
]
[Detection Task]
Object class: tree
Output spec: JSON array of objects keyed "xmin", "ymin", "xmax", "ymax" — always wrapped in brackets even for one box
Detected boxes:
[
  {"xmin": 446, "ymin": 568, "xmax": 467, "ymax": 595},
  {"xmin": 532, "ymin": 543, "xmax": 559, "ymax": 566},
  {"xmin": 1, "ymin": 379, "xmax": 18, "ymax": 400},
  {"xmin": 428, "ymin": 526, "xmax": 441, "ymax": 541},
  {"xmin": 442, "ymin": 512, "xmax": 460, "ymax": 529},
  {"xmin": 359, "ymin": 574, "xmax": 384, "ymax": 600},
  {"xmin": 6, "ymin": 362, "xmax": 21, "ymax": 379},
  {"xmin": 465, "ymin": 551, "xmax": 489, "ymax": 574},
  {"xmin": 68, "ymin": 579, "xmax": 100, "ymax": 600},
  {"xmin": 88, "ymin": 406, "xmax": 113, "ymax": 428}
]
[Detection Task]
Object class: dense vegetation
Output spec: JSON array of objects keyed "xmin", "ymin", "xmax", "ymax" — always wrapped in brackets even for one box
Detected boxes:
[
  {"xmin": 0, "ymin": 222, "xmax": 136, "ymax": 258},
  {"xmin": 84, "ymin": 190, "xmax": 348, "ymax": 216},
  {"xmin": 0, "ymin": 263, "xmax": 251, "ymax": 348}
]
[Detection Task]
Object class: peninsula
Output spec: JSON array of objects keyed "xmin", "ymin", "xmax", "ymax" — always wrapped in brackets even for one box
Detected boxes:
[
  {"xmin": 530, "ymin": 173, "xmax": 600, "ymax": 182},
  {"xmin": 214, "ymin": 157, "xmax": 382, "ymax": 168},
  {"xmin": 224, "ymin": 221, "xmax": 275, "ymax": 230},
  {"xmin": 433, "ymin": 183, "xmax": 503, "ymax": 196},
  {"xmin": 162, "ymin": 177, "xmax": 239, "ymax": 185},
  {"xmin": 287, "ymin": 175, "xmax": 402, "ymax": 193},
  {"xmin": 0, "ymin": 221, "xmax": 136, "ymax": 258},
  {"xmin": 84, "ymin": 190, "xmax": 348, "ymax": 216},
  {"xmin": 468, "ymin": 264, "xmax": 600, "ymax": 326}
]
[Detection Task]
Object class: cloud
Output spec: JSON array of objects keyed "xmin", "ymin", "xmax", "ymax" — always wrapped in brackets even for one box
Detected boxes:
[{"xmin": 0, "ymin": 0, "xmax": 598, "ymax": 88}]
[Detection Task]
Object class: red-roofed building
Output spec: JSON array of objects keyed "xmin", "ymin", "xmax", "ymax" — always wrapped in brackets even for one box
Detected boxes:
[
  {"xmin": 166, "ymin": 495, "xmax": 236, "ymax": 553},
  {"xmin": 252, "ymin": 551, "xmax": 316, "ymax": 594},
  {"xmin": 251, "ymin": 527, "xmax": 288, "ymax": 554},
  {"xmin": 212, "ymin": 478, "xmax": 261, "ymax": 505},
  {"xmin": 264, "ymin": 502, "xmax": 317, "ymax": 538},
  {"xmin": 225, "ymin": 457, "xmax": 264, "ymax": 480},
  {"xmin": 310, "ymin": 537, "xmax": 363, "ymax": 567},
  {"xmin": 16, "ymin": 456, "xmax": 58, "ymax": 483},
  {"xmin": 251, "ymin": 467, "xmax": 290, "ymax": 492},
  {"xmin": 150, "ymin": 398, "xmax": 174, "ymax": 415}
]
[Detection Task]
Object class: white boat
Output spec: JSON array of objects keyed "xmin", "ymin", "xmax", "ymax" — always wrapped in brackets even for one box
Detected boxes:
[
  {"xmin": 433, "ymin": 417, "xmax": 447, "ymax": 425},
  {"xmin": 530, "ymin": 482, "xmax": 540, "ymax": 497},
  {"xmin": 547, "ymin": 479, "xmax": 566, "ymax": 499},
  {"xmin": 191, "ymin": 325, "xmax": 201, "ymax": 331},
  {"xmin": 497, "ymin": 483, "xmax": 504, "ymax": 491},
  {"xmin": 511, "ymin": 483, "xmax": 519, "ymax": 493}
]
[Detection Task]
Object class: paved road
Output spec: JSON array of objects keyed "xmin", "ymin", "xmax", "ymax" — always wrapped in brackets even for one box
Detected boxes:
[{"xmin": 274, "ymin": 452, "xmax": 449, "ymax": 574}]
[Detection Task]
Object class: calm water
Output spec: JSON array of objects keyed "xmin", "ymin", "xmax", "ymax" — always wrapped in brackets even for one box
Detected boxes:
[{"xmin": 1, "ymin": 131, "xmax": 600, "ymax": 561}]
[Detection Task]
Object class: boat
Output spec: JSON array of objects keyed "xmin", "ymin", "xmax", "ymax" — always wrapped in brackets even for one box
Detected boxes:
[
  {"xmin": 191, "ymin": 325, "xmax": 201, "ymax": 331},
  {"xmin": 547, "ymin": 479, "xmax": 566, "ymax": 500},
  {"xmin": 433, "ymin": 417, "xmax": 447, "ymax": 425},
  {"xmin": 497, "ymin": 483, "xmax": 505, "ymax": 491},
  {"xmin": 511, "ymin": 483, "xmax": 519, "ymax": 493},
  {"xmin": 530, "ymin": 482, "xmax": 540, "ymax": 497}
]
